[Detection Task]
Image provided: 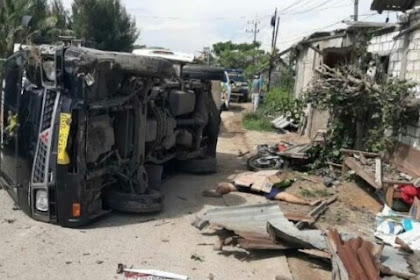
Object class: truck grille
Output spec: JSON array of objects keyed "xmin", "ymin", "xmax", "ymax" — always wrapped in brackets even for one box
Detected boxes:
[
  {"xmin": 41, "ymin": 91, "xmax": 57, "ymax": 131},
  {"xmin": 31, "ymin": 90, "xmax": 59, "ymax": 184},
  {"xmin": 33, "ymin": 142, "xmax": 48, "ymax": 183}
]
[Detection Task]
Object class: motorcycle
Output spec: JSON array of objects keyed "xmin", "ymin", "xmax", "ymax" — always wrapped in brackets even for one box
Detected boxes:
[{"xmin": 246, "ymin": 144, "xmax": 289, "ymax": 171}]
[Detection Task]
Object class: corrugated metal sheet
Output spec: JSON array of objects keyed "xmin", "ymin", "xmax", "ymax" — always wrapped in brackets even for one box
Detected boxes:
[
  {"xmin": 197, "ymin": 203, "xmax": 327, "ymax": 251},
  {"xmin": 200, "ymin": 203, "xmax": 286, "ymax": 238}
]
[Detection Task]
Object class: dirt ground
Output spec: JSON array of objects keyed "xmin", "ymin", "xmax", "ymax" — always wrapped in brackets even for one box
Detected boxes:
[{"xmin": 0, "ymin": 103, "xmax": 382, "ymax": 280}]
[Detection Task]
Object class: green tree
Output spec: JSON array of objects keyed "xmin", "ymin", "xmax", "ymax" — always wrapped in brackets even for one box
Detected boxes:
[
  {"xmin": 0, "ymin": 0, "xmax": 71, "ymax": 58},
  {"xmin": 212, "ymin": 41, "xmax": 270, "ymax": 78},
  {"xmin": 50, "ymin": 0, "xmax": 69, "ymax": 29},
  {"xmin": 71, "ymin": 0, "xmax": 139, "ymax": 52}
]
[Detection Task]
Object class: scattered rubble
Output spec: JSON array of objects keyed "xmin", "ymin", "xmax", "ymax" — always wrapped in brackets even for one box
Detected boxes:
[
  {"xmin": 121, "ymin": 268, "xmax": 189, "ymax": 280},
  {"xmin": 193, "ymin": 204, "xmax": 331, "ymax": 252}
]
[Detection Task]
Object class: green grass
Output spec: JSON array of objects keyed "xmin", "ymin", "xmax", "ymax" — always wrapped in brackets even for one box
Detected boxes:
[
  {"xmin": 242, "ymin": 112, "xmax": 276, "ymax": 132},
  {"xmin": 242, "ymin": 87, "xmax": 298, "ymax": 132}
]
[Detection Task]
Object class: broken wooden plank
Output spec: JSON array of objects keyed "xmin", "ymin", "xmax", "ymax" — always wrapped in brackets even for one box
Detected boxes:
[
  {"xmin": 326, "ymin": 230, "xmax": 349, "ymax": 280},
  {"xmin": 344, "ymin": 157, "xmax": 382, "ymax": 189},
  {"xmin": 341, "ymin": 148, "xmax": 381, "ymax": 158},
  {"xmin": 283, "ymin": 212, "xmax": 315, "ymax": 223},
  {"xmin": 327, "ymin": 162, "xmax": 344, "ymax": 168},
  {"xmin": 296, "ymin": 196, "xmax": 337, "ymax": 229},
  {"xmin": 382, "ymin": 179, "xmax": 413, "ymax": 185},
  {"xmin": 375, "ymin": 158, "xmax": 383, "ymax": 189}
]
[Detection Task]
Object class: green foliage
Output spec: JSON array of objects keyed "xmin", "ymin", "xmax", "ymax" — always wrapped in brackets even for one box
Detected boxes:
[
  {"xmin": 0, "ymin": 0, "xmax": 72, "ymax": 57},
  {"xmin": 259, "ymin": 87, "xmax": 303, "ymax": 118},
  {"xmin": 71, "ymin": 0, "xmax": 139, "ymax": 52},
  {"xmin": 50, "ymin": 0, "xmax": 69, "ymax": 29},
  {"xmin": 242, "ymin": 111, "xmax": 276, "ymax": 132},
  {"xmin": 306, "ymin": 64, "xmax": 416, "ymax": 164},
  {"xmin": 212, "ymin": 41, "xmax": 270, "ymax": 79},
  {"xmin": 243, "ymin": 86, "xmax": 303, "ymax": 132}
]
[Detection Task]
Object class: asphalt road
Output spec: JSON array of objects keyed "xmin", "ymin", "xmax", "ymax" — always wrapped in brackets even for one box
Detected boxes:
[{"xmin": 0, "ymin": 103, "xmax": 295, "ymax": 280}]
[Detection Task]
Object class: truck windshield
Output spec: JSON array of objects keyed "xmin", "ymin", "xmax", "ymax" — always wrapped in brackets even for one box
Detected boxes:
[{"xmin": 228, "ymin": 74, "xmax": 245, "ymax": 82}]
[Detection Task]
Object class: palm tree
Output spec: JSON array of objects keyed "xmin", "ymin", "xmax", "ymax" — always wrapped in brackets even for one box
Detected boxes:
[{"xmin": 0, "ymin": 0, "xmax": 72, "ymax": 58}]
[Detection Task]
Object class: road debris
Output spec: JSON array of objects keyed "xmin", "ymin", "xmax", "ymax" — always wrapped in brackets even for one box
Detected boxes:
[
  {"xmin": 190, "ymin": 253, "xmax": 204, "ymax": 262},
  {"xmin": 194, "ymin": 204, "xmax": 328, "ymax": 252},
  {"xmin": 295, "ymin": 196, "xmax": 337, "ymax": 229},
  {"xmin": 121, "ymin": 268, "xmax": 189, "ymax": 280},
  {"xmin": 375, "ymin": 204, "xmax": 420, "ymax": 251},
  {"xmin": 201, "ymin": 190, "xmax": 222, "ymax": 198},
  {"xmin": 326, "ymin": 229, "xmax": 382, "ymax": 280},
  {"xmin": 3, "ymin": 218, "xmax": 16, "ymax": 224}
]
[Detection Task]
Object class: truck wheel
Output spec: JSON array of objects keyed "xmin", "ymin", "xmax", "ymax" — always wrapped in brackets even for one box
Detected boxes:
[
  {"xmin": 103, "ymin": 189, "xmax": 163, "ymax": 214},
  {"xmin": 182, "ymin": 65, "xmax": 226, "ymax": 81},
  {"xmin": 206, "ymin": 93, "xmax": 221, "ymax": 157},
  {"xmin": 177, "ymin": 157, "xmax": 217, "ymax": 174}
]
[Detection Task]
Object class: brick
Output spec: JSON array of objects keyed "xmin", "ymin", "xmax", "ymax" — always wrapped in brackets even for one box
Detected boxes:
[
  {"xmin": 392, "ymin": 71, "xmax": 400, "ymax": 78},
  {"xmin": 408, "ymin": 62, "xmax": 415, "ymax": 71},
  {"xmin": 394, "ymin": 61, "xmax": 402, "ymax": 71},
  {"xmin": 415, "ymin": 62, "xmax": 420, "ymax": 71},
  {"xmin": 408, "ymin": 51, "xmax": 417, "ymax": 60},
  {"xmin": 410, "ymin": 42, "xmax": 415, "ymax": 50}
]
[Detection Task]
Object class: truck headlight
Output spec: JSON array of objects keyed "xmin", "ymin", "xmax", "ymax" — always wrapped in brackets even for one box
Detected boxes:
[{"xmin": 35, "ymin": 190, "xmax": 49, "ymax": 212}]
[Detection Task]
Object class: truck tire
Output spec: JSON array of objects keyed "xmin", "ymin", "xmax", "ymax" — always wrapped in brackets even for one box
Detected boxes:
[
  {"xmin": 206, "ymin": 94, "xmax": 221, "ymax": 157},
  {"xmin": 103, "ymin": 189, "xmax": 163, "ymax": 213},
  {"xmin": 182, "ymin": 65, "xmax": 226, "ymax": 81},
  {"xmin": 177, "ymin": 157, "xmax": 217, "ymax": 174}
]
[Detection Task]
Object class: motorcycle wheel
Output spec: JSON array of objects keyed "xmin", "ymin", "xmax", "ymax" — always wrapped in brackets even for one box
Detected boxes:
[{"xmin": 246, "ymin": 154, "xmax": 283, "ymax": 171}]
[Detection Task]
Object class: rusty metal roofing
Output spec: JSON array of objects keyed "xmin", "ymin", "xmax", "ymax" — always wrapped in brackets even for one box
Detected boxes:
[{"xmin": 371, "ymin": 0, "xmax": 415, "ymax": 13}]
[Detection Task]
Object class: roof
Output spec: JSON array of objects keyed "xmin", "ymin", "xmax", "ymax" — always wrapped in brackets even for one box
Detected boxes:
[{"xmin": 371, "ymin": 0, "xmax": 416, "ymax": 13}]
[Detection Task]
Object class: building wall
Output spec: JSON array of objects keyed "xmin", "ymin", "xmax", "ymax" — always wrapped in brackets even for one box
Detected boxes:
[
  {"xmin": 294, "ymin": 36, "xmax": 345, "ymax": 138},
  {"xmin": 369, "ymin": 16, "xmax": 420, "ymax": 151}
]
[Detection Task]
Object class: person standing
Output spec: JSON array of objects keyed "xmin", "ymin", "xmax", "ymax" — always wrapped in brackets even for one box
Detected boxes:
[{"xmin": 251, "ymin": 74, "xmax": 263, "ymax": 111}]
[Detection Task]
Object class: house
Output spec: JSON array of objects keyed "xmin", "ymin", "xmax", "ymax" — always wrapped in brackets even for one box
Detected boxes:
[
  {"xmin": 289, "ymin": 23, "xmax": 394, "ymax": 138},
  {"xmin": 368, "ymin": 0, "xmax": 420, "ymax": 175}
]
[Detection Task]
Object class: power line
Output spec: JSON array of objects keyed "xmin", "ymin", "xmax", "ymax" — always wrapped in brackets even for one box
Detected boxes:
[
  {"xmin": 288, "ymin": 3, "xmax": 352, "ymax": 16},
  {"xmin": 278, "ymin": 0, "xmax": 304, "ymax": 13},
  {"xmin": 281, "ymin": 0, "xmax": 335, "ymax": 16},
  {"xmin": 276, "ymin": 16, "xmax": 351, "ymax": 45},
  {"xmin": 246, "ymin": 15, "xmax": 260, "ymax": 43}
]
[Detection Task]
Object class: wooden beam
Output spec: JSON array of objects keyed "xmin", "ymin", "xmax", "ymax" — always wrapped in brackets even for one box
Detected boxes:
[
  {"xmin": 344, "ymin": 157, "xmax": 382, "ymax": 189},
  {"xmin": 341, "ymin": 148, "xmax": 381, "ymax": 158},
  {"xmin": 308, "ymin": 44, "xmax": 322, "ymax": 55},
  {"xmin": 375, "ymin": 158, "xmax": 383, "ymax": 189}
]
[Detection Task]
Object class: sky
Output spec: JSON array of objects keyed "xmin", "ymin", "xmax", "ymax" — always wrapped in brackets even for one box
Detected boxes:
[{"xmin": 62, "ymin": 0, "xmax": 396, "ymax": 54}]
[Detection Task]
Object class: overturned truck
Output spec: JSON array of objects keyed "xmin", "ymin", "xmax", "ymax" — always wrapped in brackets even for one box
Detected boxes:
[{"xmin": 0, "ymin": 46, "xmax": 224, "ymax": 227}]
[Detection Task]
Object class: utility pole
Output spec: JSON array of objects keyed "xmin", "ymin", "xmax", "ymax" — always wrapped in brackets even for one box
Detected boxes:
[
  {"xmin": 246, "ymin": 14, "xmax": 260, "ymax": 64},
  {"xmin": 354, "ymin": 0, "xmax": 359, "ymax": 21},
  {"xmin": 268, "ymin": 9, "xmax": 280, "ymax": 92},
  {"xmin": 246, "ymin": 15, "xmax": 260, "ymax": 44}
]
